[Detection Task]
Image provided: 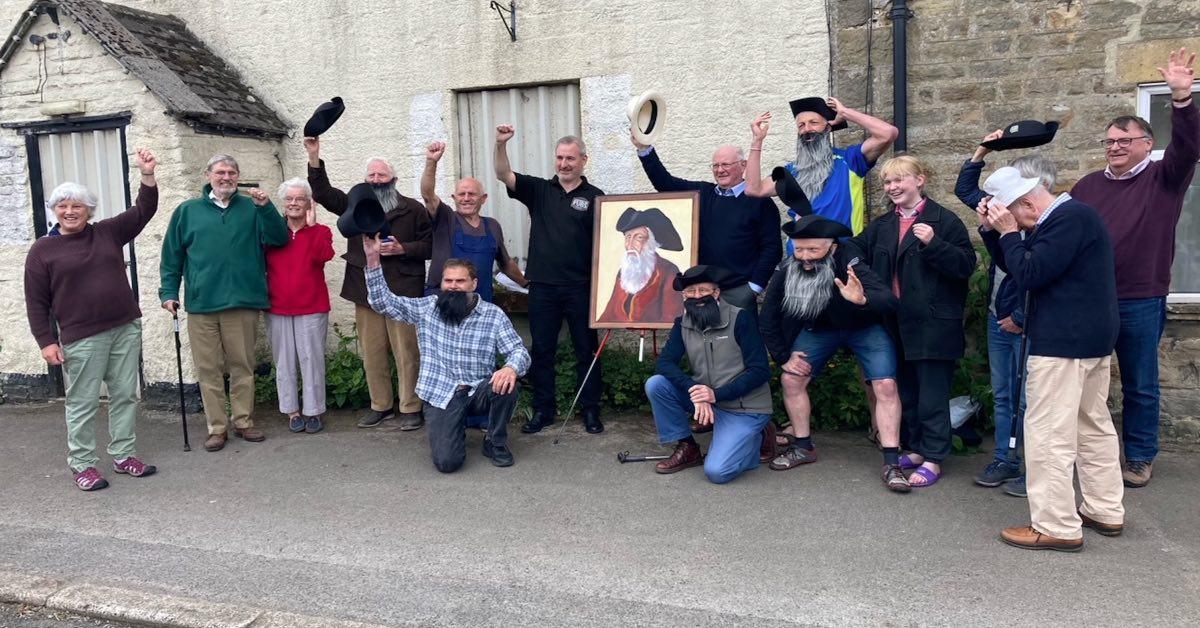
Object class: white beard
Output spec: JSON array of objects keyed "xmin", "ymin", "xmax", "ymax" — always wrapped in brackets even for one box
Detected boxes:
[
  {"xmin": 781, "ymin": 255, "xmax": 836, "ymax": 320},
  {"xmin": 793, "ymin": 131, "xmax": 836, "ymax": 201}
]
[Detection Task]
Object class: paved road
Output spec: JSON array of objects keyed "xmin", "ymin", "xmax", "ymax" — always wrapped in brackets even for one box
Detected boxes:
[{"xmin": 1, "ymin": 402, "xmax": 1197, "ymax": 626}]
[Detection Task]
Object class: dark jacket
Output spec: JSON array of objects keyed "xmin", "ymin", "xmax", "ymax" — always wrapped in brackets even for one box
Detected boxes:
[
  {"xmin": 982, "ymin": 197, "xmax": 1118, "ymax": 359},
  {"xmin": 656, "ymin": 301, "xmax": 773, "ymax": 415},
  {"xmin": 758, "ymin": 246, "xmax": 897, "ymax": 365},
  {"xmin": 309, "ymin": 160, "xmax": 433, "ymax": 303},
  {"xmin": 846, "ymin": 198, "xmax": 977, "ymax": 361},
  {"xmin": 954, "ymin": 158, "xmax": 1024, "ymax": 325}
]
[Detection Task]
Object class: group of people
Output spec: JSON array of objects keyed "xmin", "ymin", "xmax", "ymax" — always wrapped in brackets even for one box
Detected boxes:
[{"xmin": 22, "ymin": 45, "xmax": 1196, "ymax": 552}]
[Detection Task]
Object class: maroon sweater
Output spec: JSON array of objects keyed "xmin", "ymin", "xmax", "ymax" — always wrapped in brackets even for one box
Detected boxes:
[
  {"xmin": 25, "ymin": 184, "xmax": 158, "ymax": 347},
  {"xmin": 1071, "ymin": 101, "xmax": 1199, "ymax": 299}
]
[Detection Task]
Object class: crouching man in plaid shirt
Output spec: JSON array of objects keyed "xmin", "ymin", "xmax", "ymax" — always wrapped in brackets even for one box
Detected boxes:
[{"xmin": 365, "ymin": 237, "xmax": 531, "ymax": 471}]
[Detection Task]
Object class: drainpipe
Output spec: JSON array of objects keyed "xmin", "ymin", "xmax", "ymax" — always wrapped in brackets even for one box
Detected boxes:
[{"xmin": 891, "ymin": 0, "xmax": 913, "ymax": 152}]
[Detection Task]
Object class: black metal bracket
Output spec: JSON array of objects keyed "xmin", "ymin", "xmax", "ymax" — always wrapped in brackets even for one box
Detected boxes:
[{"xmin": 490, "ymin": 1, "xmax": 516, "ymax": 42}]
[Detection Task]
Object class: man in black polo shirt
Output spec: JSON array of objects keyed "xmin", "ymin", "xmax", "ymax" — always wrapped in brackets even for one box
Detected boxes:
[{"xmin": 494, "ymin": 124, "xmax": 605, "ymax": 435}]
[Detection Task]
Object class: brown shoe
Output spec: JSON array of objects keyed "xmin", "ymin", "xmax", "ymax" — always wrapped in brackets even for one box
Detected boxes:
[
  {"xmin": 655, "ymin": 441, "xmax": 703, "ymax": 474},
  {"xmin": 1000, "ymin": 525, "xmax": 1083, "ymax": 552},
  {"xmin": 689, "ymin": 419, "xmax": 713, "ymax": 434},
  {"xmin": 1122, "ymin": 461, "xmax": 1152, "ymax": 488},
  {"xmin": 204, "ymin": 432, "xmax": 228, "ymax": 452},
  {"xmin": 1079, "ymin": 511, "xmax": 1123, "ymax": 537},
  {"xmin": 233, "ymin": 426, "xmax": 265, "ymax": 442},
  {"xmin": 759, "ymin": 422, "xmax": 777, "ymax": 463}
]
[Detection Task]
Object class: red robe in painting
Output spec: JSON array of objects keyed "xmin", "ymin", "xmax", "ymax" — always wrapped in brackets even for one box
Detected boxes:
[{"xmin": 598, "ymin": 255, "xmax": 684, "ymax": 325}]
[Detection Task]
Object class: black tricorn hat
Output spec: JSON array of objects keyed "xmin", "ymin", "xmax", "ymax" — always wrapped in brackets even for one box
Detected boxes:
[
  {"xmin": 771, "ymin": 167, "xmax": 813, "ymax": 217},
  {"xmin": 781, "ymin": 214, "xmax": 852, "ymax": 240},
  {"xmin": 672, "ymin": 265, "xmax": 741, "ymax": 291},
  {"xmin": 303, "ymin": 97, "xmax": 345, "ymax": 137},
  {"xmin": 615, "ymin": 207, "xmax": 683, "ymax": 251},
  {"xmin": 788, "ymin": 96, "xmax": 848, "ymax": 131},
  {"xmin": 981, "ymin": 120, "xmax": 1060, "ymax": 151},
  {"xmin": 336, "ymin": 183, "xmax": 391, "ymax": 238}
]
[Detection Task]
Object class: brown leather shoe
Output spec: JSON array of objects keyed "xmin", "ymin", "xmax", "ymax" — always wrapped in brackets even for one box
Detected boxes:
[
  {"xmin": 759, "ymin": 422, "xmax": 777, "ymax": 463},
  {"xmin": 689, "ymin": 420, "xmax": 713, "ymax": 434},
  {"xmin": 1000, "ymin": 525, "xmax": 1083, "ymax": 552},
  {"xmin": 1079, "ymin": 511, "xmax": 1123, "ymax": 537},
  {"xmin": 233, "ymin": 426, "xmax": 266, "ymax": 442},
  {"xmin": 204, "ymin": 432, "xmax": 228, "ymax": 452},
  {"xmin": 655, "ymin": 441, "xmax": 703, "ymax": 474},
  {"xmin": 1122, "ymin": 461, "xmax": 1152, "ymax": 488}
]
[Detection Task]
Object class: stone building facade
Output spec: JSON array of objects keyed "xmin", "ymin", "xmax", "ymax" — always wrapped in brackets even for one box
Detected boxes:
[{"xmin": 828, "ymin": 0, "xmax": 1200, "ymax": 444}]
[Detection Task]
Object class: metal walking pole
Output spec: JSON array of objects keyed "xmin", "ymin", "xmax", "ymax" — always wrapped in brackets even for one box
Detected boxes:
[
  {"xmin": 553, "ymin": 329, "xmax": 614, "ymax": 445},
  {"xmin": 1007, "ymin": 291, "xmax": 1032, "ymax": 454},
  {"xmin": 173, "ymin": 312, "xmax": 191, "ymax": 452}
]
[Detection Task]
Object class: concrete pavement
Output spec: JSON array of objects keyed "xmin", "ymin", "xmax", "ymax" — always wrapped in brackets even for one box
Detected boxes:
[{"xmin": 0, "ymin": 401, "xmax": 1197, "ymax": 627}]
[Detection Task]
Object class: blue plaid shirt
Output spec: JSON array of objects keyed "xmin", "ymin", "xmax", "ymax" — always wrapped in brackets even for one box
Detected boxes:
[{"xmin": 366, "ymin": 266, "xmax": 530, "ymax": 409}]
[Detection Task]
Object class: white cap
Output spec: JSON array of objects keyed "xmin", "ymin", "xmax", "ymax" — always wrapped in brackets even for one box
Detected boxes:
[{"xmin": 982, "ymin": 166, "xmax": 1040, "ymax": 207}]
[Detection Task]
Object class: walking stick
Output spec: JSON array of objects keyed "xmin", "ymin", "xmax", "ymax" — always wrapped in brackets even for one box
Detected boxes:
[
  {"xmin": 173, "ymin": 312, "xmax": 191, "ymax": 452},
  {"xmin": 1007, "ymin": 290, "xmax": 1032, "ymax": 455},
  {"xmin": 553, "ymin": 329, "xmax": 614, "ymax": 445}
]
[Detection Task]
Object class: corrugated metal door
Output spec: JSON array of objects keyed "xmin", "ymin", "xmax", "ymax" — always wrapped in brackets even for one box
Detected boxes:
[{"xmin": 456, "ymin": 83, "xmax": 580, "ymax": 265}]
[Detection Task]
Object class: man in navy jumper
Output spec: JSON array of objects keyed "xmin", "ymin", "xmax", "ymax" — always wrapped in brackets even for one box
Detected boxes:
[
  {"xmin": 1069, "ymin": 47, "xmax": 1199, "ymax": 488},
  {"xmin": 630, "ymin": 133, "xmax": 783, "ymax": 313},
  {"xmin": 981, "ymin": 167, "xmax": 1124, "ymax": 552}
]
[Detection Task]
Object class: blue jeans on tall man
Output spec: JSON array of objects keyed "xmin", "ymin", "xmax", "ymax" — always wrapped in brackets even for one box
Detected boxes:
[
  {"xmin": 645, "ymin": 375, "xmax": 769, "ymax": 484},
  {"xmin": 1115, "ymin": 297, "xmax": 1167, "ymax": 463},
  {"xmin": 987, "ymin": 313, "xmax": 1025, "ymax": 464}
]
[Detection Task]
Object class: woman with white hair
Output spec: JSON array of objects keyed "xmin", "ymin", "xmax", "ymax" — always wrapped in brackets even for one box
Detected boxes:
[
  {"xmin": 265, "ymin": 178, "xmax": 335, "ymax": 434},
  {"xmin": 24, "ymin": 148, "xmax": 159, "ymax": 491}
]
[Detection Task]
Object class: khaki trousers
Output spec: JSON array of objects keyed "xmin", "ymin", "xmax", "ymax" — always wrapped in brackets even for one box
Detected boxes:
[
  {"xmin": 62, "ymin": 320, "xmax": 142, "ymax": 471},
  {"xmin": 188, "ymin": 309, "xmax": 259, "ymax": 434},
  {"xmin": 1024, "ymin": 355, "xmax": 1125, "ymax": 540},
  {"xmin": 355, "ymin": 304, "xmax": 420, "ymax": 414}
]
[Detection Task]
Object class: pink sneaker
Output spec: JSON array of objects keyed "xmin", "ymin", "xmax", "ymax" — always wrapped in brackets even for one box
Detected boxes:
[
  {"xmin": 73, "ymin": 467, "xmax": 109, "ymax": 491},
  {"xmin": 113, "ymin": 457, "xmax": 157, "ymax": 477}
]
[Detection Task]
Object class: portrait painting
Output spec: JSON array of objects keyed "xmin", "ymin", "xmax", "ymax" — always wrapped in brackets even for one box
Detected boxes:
[{"xmin": 590, "ymin": 191, "xmax": 700, "ymax": 329}]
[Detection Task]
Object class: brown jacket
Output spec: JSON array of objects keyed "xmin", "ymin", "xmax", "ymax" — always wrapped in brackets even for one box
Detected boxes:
[{"xmin": 309, "ymin": 161, "xmax": 433, "ymax": 303}]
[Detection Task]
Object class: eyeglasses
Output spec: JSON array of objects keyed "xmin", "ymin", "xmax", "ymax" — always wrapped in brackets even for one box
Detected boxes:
[
  {"xmin": 710, "ymin": 161, "xmax": 746, "ymax": 170},
  {"xmin": 1099, "ymin": 136, "xmax": 1150, "ymax": 149},
  {"xmin": 682, "ymin": 287, "xmax": 717, "ymax": 298}
]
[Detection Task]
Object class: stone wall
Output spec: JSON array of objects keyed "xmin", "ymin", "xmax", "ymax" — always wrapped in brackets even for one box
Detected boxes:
[{"xmin": 830, "ymin": 0, "xmax": 1200, "ymax": 444}]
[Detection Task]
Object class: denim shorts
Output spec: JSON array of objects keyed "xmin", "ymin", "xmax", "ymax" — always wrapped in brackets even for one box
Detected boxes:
[{"xmin": 790, "ymin": 324, "xmax": 898, "ymax": 381}]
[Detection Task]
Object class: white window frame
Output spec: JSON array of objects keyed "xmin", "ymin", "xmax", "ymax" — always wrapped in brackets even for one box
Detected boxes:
[{"xmin": 1138, "ymin": 82, "xmax": 1200, "ymax": 303}]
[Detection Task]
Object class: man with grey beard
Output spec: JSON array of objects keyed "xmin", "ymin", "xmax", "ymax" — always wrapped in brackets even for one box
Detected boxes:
[
  {"xmin": 305, "ymin": 137, "xmax": 433, "ymax": 431},
  {"xmin": 598, "ymin": 207, "xmax": 684, "ymax": 324},
  {"xmin": 744, "ymin": 96, "xmax": 898, "ymax": 235},
  {"xmin": 758, "ymin": 214, "xmax": 909, "ymax": 492}
]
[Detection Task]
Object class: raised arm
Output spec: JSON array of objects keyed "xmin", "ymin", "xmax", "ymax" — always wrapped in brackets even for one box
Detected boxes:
[
  {"xmin": 305, "ymin": 137, "xmax": 348, "ymax": 216},
  {"xmin": 246, "ymin": 188, "xmax": 290, "ymax": 246},
  {"xmin": 108, "ymin": 148, "xmax": 159, "ymax": 244},
  {"xmin": 421, "ymin": 141, "xmax": 446, "ymax": 216},
  {"xmin": 363, "ymin": 236, "xmax": 421, "ymax": 324},
  {"xmin": 632, "ymin": 133, "xmax": 703, "ymax": 193},
  {"xmin": 1158, "ymin": 47, "xmax": 1200, "ymax": 189},
  {"xmin": 829, "ymin": 97, "xmax": 899, "ymax": 163},
  {"xmin": 744, "ymin": 112, "xmax": 777, "ymax": 198},
  {"xmin": 955, "ymin": 129, "xmax": 1002, "ymax": 210},
  {"xmin": 494, "ymin": 124, "xmax": 517, "ymax": 191}
]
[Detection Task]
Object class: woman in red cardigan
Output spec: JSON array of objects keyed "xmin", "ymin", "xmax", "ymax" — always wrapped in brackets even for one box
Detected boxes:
[{"xmin": 266, "ymin": 178, "xmax": 335, "ymax": 433}]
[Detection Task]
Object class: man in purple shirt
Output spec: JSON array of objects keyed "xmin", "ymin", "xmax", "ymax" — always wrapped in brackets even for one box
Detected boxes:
[{"xmin": 1070, "ymin": 47, "xmax": 1199, "ymax": 488}]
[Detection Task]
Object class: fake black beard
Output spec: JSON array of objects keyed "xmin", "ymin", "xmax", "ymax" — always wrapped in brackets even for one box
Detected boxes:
[
  {"xmin": 372, "ymin": 181, "xmax": 400, "ymax": 214},
  {"xmin": 781, "ymin": 253, "xmax": 836, "ymax": 321},
  {"xmin": 793, "ymin": 130, "xmax": 835, "ymax": 200},
  {"xmin": 435, "ymin": 290, "xmax": 477, "ymax": 325},
  {"xmin": 683, "ymin": 295, "xmax": 722, "ymax": 331}
]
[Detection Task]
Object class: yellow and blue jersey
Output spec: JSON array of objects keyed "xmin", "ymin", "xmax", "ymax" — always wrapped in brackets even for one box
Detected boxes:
[{"xmin": 785, "ymin": 144, "xmax": 873, "ymax": 235}]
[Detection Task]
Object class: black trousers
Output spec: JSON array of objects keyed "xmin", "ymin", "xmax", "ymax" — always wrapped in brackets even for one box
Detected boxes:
[
  {"xmin": 425, "ymin": 383, "xmax": 518, "ymax": 473},
  {"xmin": 897, "ymin": 359, "xmax": 955, "ymax": 463},
  {"xmin": 528, "ymin": 282, "xmax": 601, "ymax": 415}
]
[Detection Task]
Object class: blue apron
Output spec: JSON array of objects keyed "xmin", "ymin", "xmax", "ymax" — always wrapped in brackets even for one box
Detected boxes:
[{"xmin": 452, "ymin": 216, "xmax": 499, "ymax": 303}]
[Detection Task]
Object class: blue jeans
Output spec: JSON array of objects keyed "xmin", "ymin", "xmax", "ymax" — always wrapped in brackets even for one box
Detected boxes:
[
  {"xmin": 1115, "ymin": 297, "xmax": 1166, "ymax": 463},
  {"xmin": 790, "ymin": 324, "xmax": 898, "ymax": 381},
  {"xmin": 645, "ymin": 375, "xmax": 769, "ymax": 484},
  {"xmin": 987, "ymin": 313, "xmax": 1025, "ymax": 464}
]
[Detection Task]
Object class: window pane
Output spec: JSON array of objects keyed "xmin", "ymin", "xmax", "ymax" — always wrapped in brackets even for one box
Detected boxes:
[
  {"xmin": 1148, "ymin": 92, "xmax": 1176, "ymax": 137},
  {"xmin": 1170, "ymin": 173, "xmax": 1200, "ymax": 294}
]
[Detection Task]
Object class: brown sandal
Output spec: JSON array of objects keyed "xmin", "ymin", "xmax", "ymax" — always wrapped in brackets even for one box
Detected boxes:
[{"xmin": 883, "ymin": 464, "xmax": 911, "ymax": 493}]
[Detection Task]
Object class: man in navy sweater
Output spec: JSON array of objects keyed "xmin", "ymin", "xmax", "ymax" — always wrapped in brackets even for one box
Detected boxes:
[
  {"xmin": 631, "ymin": 133, "xmax": 783, "ymax": 313},
  {"xmin": 981, "ymin": 167, "xmax": 1124, "ymax": 552}
]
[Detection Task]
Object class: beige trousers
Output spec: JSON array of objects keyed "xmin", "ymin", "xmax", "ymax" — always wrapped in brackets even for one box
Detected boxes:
[
  {"xmin": 1024, "ymin": 355, "xmax": 1125, "ymax": 540},
  {"xmin": 188, "ymin": 309, "xmax": 259, "ymax": 434},
  {"xmin": 355, "ymin": 304, "xmax": 420, "ymax": 414}
]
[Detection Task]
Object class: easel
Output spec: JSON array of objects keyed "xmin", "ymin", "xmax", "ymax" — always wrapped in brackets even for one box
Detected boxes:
[{"xmin": 550, "ymin": 327, "xmax": 660, "ymax": 444}]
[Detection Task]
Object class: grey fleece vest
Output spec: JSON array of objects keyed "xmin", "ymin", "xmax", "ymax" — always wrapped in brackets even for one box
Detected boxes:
[{"xmin": 679, "ymin": 301, "xmax": 773, "ymax": 415}]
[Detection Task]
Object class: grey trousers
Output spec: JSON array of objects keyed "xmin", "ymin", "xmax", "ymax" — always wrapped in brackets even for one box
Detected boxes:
[
  {"xmin": 425, "ymin": 383, "xmax": 519, "ymax": 473},
  {"xmin": 266, "ymin": 313, "xmax": 329, "ymax": 416}
]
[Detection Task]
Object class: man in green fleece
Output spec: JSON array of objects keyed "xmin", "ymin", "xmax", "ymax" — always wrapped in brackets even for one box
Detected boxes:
[{"xmin": 160, "ymin": 154, "xmax": 289, "ymax": 452}]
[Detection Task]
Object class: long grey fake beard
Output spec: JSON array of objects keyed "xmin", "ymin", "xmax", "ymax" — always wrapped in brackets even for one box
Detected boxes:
[
  {"xmin": 781, "ymin": 254, "xmax": 836, "ymax": 321},
  {"xmin": 793, "ymin": 131, "xmax": 835, "ymax": 201},
  {"xmin": 372, "ymin": 183, "xmax": 401, "ymax": 214}
]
